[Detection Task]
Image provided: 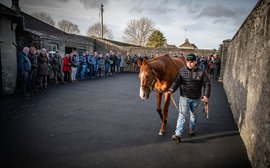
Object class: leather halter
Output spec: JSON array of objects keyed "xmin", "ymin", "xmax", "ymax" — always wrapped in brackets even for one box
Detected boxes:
[{"xmin": 141, "ymin": 63, "xmax": 157, "ymax": 91}]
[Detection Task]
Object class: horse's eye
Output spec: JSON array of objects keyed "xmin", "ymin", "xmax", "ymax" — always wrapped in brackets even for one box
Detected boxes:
[{"xmin": 146, "ymin": 75, "xmax": 150, "ymax": 79}]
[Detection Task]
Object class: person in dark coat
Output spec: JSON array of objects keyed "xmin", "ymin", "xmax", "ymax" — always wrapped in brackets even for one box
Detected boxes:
[
  {"xmin": 37, "ymin": 48, "xmax": 49, "ymax": 89},
  {"xmin": 70, "ymin": 50, "xmax": 80, "ymax": 82},
  {"xmin": 18, "ymin": 47, "xmax": 31, "ymax": 97},
  {"xmin": 28, "ymin": 46, "xmax": 38, "ymax": 92},
  {"xmin": 169, "ymin": 53, "xmax": 211, "ymax": 143},
  {"xmin": 51, "ymin": 50, "xmax": 64, "ymax": 84}
]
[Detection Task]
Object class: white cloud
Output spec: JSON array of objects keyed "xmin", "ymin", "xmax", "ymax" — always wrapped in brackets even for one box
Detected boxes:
[{"xmin": 0, "ymin": 0, "xmax": 257, "ymax": 49}]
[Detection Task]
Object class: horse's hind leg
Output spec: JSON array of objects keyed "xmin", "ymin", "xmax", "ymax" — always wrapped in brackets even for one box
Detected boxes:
[{"xmin": 159, "ymin": 92, "xmax": 171, "ymax": 136}]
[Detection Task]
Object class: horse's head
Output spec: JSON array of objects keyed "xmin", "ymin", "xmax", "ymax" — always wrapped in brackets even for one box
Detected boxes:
[{"xmin": 137, "ymin": 58, "xmax": 156, "ymax": 100}]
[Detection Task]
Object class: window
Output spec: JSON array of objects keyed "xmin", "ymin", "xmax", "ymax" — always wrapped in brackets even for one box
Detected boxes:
[
  {"xmin": 49, "ymin": 44, "xmax": 57, "ymax": 52},
  {"xmin": 48, "ymin": 44, "xmax": 57, "ymax": 58}
]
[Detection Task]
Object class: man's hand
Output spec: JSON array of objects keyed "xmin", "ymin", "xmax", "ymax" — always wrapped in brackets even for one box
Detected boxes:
[
  {"xmin": 168, "ymin": 88, "xmax": 174, "ymax": 93},
  {"xmin": 201, "ymin": 96, "xmax": 209, "ymax": 103}
]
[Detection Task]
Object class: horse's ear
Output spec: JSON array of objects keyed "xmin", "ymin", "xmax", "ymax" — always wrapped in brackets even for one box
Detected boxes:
[
  {"xmin": 137, "ymin": 59, "xmax": 142, "ymax": 67},
  {"xmin": 142, "ymin": 58, "xmax": 149, "ymax": 67}
]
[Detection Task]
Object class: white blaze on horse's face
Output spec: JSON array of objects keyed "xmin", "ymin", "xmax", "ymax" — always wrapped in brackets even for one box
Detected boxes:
[
  {"xmin": 139, "ymin": 71, "xmax": 148, "ymax": 99},
  {"xmin": 138, "ymin": 67, "xmax": 152, "ymax": 100}
]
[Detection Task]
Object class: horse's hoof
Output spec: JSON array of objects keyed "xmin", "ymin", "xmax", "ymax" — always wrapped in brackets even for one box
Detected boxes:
[{"xmin": 158, "ymin": 131, "xmax": 164, "ymax": 136}]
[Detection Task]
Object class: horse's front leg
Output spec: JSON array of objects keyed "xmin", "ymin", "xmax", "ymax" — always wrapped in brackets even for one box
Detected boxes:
[
  {"xmin": 159, "ymin": 91, "xmax": 171, "ymax": 136},
  {"xmin": 156, "ymin": 91, "xmax": 163, "ymax": 121}
]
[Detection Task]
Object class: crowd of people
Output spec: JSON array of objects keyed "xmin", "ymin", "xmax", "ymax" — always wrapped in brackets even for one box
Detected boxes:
[
  {"xmin": 196, "ymin": 53, "xmax": 221, "ymax": 79},
  {"xmin": 17, "ymin": 46, "xmax": 221, "ymax": 97},
  {"xmin": 18, "ymin": 47, "xmax": 143, "ymax": 97}
]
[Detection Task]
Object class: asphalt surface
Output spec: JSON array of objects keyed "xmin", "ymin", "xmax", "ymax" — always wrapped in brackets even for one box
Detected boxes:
[{"xmin": 0, "ymin": 73, "xmax": 251, "ymax": 168}]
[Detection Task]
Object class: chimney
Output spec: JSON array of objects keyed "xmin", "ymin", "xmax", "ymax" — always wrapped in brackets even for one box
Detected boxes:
[{"xmin": 11, "ymin": 0, "xmax": 21, "ymax": 12}]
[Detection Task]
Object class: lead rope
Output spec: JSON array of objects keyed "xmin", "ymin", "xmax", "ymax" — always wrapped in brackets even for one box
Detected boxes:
[
  {"xmin": 170, "ymin": 95, "xmax": 188, "ymax": 117},
  {"xmin": 170, "ymin": 95, "xmax": 179, "ymax": 111}
]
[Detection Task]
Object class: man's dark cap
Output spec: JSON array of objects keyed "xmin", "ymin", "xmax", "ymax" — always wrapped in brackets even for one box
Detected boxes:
[{"xmin": 186, "ymin": 53, "xmax": 196, "ymax": 61}]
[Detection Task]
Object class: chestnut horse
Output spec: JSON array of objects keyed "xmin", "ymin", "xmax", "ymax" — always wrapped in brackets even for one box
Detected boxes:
[{"xmin": 137, "ymin": 54, "xmax": 185, "ymax": 135}]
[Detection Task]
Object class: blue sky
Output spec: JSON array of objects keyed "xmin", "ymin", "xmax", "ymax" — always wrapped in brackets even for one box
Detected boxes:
[{"xmin": 1, "ymin": 0, "xmax": 258, "ymax": 49}]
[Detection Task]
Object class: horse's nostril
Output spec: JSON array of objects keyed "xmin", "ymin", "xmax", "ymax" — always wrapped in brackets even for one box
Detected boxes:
[{"xmin": 143, "ymin": 92, "xmax": 149, "ymax": 99}]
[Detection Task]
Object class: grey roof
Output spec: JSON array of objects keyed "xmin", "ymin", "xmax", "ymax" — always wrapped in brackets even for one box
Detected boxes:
[
  {"xmin": 20, "ymin": 10, "xmax": 93, "ymax": 45},
  {"xmin": 25, "ymin": 29, "xmax": 93, "ymax": 45},
  {"xmin": 179, "ymin": 38, "xmax": 197, "ymax": 49},
  {"xmin": 99, "ymin": 38, "xmax": 141, "ymax": 47},
  {"xmin": 0, "ymin": 3, "xmax": 21, "ymax": 18}
]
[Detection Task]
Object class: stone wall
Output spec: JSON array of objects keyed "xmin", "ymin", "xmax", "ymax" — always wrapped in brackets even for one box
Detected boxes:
[
  {"xmin": 0, "ymin": 15, "xmax": 18, "ymax": 95},
  {"xmin": 94, "ymin": 38, "xmax": 215, "ymax": 57},
  {"xmin": 218, "ymin": 39, "xmax": 231, "ymax": 82},
  {"xmin": 222, "ymin": 0, "xmax": 270, "ymax": 167}
]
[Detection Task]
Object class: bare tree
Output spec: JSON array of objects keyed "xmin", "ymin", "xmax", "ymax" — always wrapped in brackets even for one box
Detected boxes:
[
  {"xmin": 31, "ymin": 12, "xmax": 55, "ymax": 26},
  {"xmin": 57, "ymin": 20, "xmax": 80, "ymax": 34},
  {"xmin": 86, "ymin": 22, "xmax": 113, "ymax": 39},
  {"xmin": 122, "ymin": 17, "xmax": 155, "ymax": 46}
]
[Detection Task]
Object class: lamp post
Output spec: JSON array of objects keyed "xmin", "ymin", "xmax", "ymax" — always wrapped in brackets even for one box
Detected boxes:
[{"xmin": 100, "ymin": 4, "xmax": 104, "ymax": 39}]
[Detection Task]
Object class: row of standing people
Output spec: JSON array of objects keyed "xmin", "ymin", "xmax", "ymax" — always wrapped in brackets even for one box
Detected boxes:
[
  {"xmin": 18, "ymin": 46, "xmax": 52, "ymax": 97},
  {"xmin": 18, "ymin": 47, "xmax": 135, "ymax": 97},
  {"xmin": 64, "ymin": 50, "xmax": 154, "ymax": 82},
  {"xmin": 65, "ymin": 50, "xmax": 127, "ymax": 82}
]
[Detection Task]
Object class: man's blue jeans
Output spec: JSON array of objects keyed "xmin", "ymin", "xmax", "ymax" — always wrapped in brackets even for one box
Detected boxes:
[
  {"xmin": 175, "ymin": 96, "xmax": 200, "ymax": 137},
  {"xmin": 80, "ymin": 64, "xmax": 87, "ymax": 80}
]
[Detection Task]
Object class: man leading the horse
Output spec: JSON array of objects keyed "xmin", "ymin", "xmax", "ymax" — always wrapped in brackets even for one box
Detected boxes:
[{"xmin": 169, "ymin": 53, "xmax": 211, "ymax": 143}]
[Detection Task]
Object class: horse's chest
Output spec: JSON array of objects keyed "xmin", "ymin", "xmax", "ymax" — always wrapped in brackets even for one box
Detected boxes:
[{"xmin": 155, "ymin": 81, "xmax": 169, "ymax": 92}]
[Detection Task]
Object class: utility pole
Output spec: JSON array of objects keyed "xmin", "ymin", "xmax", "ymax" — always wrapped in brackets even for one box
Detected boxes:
[
  {"xmin": 100, "ymin": 4, "xmax": 104, "ymax": 38},
  {"xmin": 185, "ymin": 28, "xmax": 187, "ymax": 39}
]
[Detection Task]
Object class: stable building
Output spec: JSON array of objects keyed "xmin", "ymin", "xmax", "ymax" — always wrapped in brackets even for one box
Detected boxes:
[
  {"xmin": 18, "ymin": 11, "xmax": 94, "ymax": 56},
  {"xmin": 0, "ymin": 0, "xmax": 94, "ymax": 95},
  {"xmin": 179, "ymin": 38, "xmax": 198, "ymax": 50},
  {"xmin": 0, "ymin": 3, "xmax": 22, "ymax": 95}
]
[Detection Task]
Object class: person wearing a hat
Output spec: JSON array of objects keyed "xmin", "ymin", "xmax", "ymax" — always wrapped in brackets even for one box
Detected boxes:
[{"xmin": 169, "ymin": 53, "xmax": 211, "ymax": 143}]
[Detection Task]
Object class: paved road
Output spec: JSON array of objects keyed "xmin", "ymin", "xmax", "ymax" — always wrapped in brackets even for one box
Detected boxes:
[{"xmin": 0, "ymin": 73, "xmax": 251, "ymax": 168}]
